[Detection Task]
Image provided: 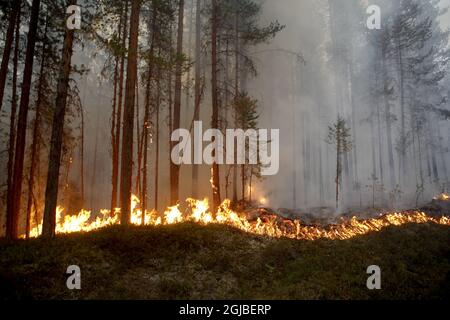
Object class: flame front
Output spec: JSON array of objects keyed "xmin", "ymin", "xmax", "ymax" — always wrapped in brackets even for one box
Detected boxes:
[
  {"xmin": 434, "ymin": 193, "xmax": 450, "ymax": 201},
  {"xmin": 28, "ymin": 196, "xmax": 450, "ymax": 240}
]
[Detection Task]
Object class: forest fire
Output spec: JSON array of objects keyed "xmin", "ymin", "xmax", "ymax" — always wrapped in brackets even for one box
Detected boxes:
[{"xmin": 27, "ymin": 196, "xmax": 450, "ymax": 240}]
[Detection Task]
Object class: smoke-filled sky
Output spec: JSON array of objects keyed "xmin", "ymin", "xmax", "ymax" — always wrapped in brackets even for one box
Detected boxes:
[
  {"xmin": 245, "ymin": 0, "xmax": 450, "ymax": 210},
  {"xmin": 441, "ymin": 0, "xmax": 450, "ymax": 28}
]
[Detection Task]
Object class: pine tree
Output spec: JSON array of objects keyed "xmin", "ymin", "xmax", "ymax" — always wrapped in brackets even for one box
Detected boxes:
[
  {"xmin": 119, "ymin": 0, "xmax": 141, "ymax": 225},
  {"xmin": 326, "ymin": 117, "xmax": 352, "ymax": 210},
  {"xmin": 42, "ymin": 0, "xmax": 78, "ymax": 238}
]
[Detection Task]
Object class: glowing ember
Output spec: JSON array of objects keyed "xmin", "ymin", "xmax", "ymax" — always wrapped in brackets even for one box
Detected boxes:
[
  {"xmin": 434, "ymin": 193, "xmax": 450, "ymax": 201},
  {"xmin": 259, "ymin": 197, "xmax": 267, "ymax": 206},
  {"xmin": 27, "ymin": 196, "xmax": 450, "ymax": 240}
]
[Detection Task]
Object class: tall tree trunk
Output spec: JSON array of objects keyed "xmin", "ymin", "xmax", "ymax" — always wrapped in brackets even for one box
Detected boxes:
[
  {"xmin": 437, "ymin": 122, "xmax": 449, "ymax": 185},
  {"xmin": 80, "ymin": 89, "xmax": 85, "ymax": 206},
  {"xmin": 192, "ymin": 0, "xmax": 202, "ymax": 199},
  {"xmin": 184, "ymin": 0, "xmax": 194, "ymax": 123},
  {"xmin": 210, "ymin": 0, "xmax": 221, "ymax": 212},
  {"xmin": 232, "ymin": 5, "xmax": 239, "ymax": 205},
  {"xmin": 381, "ymin": 48, "xmax": 396, "ymax": 190},
  {"xmin": 6, "ymin": 4, "xmax": 21, "ymax": 239},
  {"xmin": 336, "ymin": 144, "xmax": 340, "ymax": 210},
  {"xmin": 0, "ymin": 0, "xmax": 22, "ymax": 112},
  {"xmin": 111, "ymin": 4, "xmax": 123, "ymax": 211},
  {"xmin": 135, "ymin": 83, "xmax": 142, "ymax": 196},
  {"xmin": 142, "ymin": 8, "xmax": 157, "ymax": 220},
  {"xmin": 119, "ymin": 0, "xmax": 141, "ymax": 225},
  {"xmin": 397, "ymin": 37, "xmax": 407, "ymax": 184},
  {"xmin": 427, "ymin": 114, "xmax": 439, "ymax": 184},
  {"xmin": 291, "ymin": 60, "xmax": 297, "ymax": 209},
  {"xmin": 26, "ymin": 12, "xmax": 48, "ymax": 239},
  {"xmin": 90, "ymin": 112, "xmax": 100, "ymax": 209},
  {"xmin": 8, "ymin": 0, "xmax": 41, "ymax": 240},
  {"xmin": 154, "ymin": 63, "xmax": 161, "ymax": 213},
  {"xmin": 349, "ymin": 59, "xmax": 359, "ymax": 187},
  {"xmin": 170, "ymin": 0, "xmax": 185, "ymax": 205},
  {"xmin": 376, "ymin": 98, "xmax": 384, "ymax": 187},
  {"xmin": 42, "ymin": 1, "xmax": 76, "ymax": 238},
  {"xmin": 111, "ymin": 0, "xmax": 129, "ymax": 211}
]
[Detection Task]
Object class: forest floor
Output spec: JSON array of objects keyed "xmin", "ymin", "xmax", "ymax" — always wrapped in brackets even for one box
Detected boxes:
[{"xmin": 0, "ymin": 220, "xmax": 449, "ymax": 300}]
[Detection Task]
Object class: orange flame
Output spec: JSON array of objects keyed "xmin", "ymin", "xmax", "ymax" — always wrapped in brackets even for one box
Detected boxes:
[
  {"xmin": 434, "ymin": 193, "xmax": 450, "ymax": 201},
  {"xmin": 27, "ymin": 196, "xmax": 450, "ymax": 240}
]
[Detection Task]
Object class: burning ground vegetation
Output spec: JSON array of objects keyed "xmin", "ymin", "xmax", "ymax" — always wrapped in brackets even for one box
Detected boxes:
[
  {"xmin": 0, "ymin": 195, "xmax": 449, "ymax": 300},
  {"xmin": 23, "ymin": 194, "xmax": 450, "ymax": 240}
]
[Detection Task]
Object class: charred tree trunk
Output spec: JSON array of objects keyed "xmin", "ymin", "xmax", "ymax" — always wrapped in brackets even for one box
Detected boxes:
[
  {"xmin": 154, "ymin": 63, "xmax": 161, "ymax": 213},
  {"xmin": 381, "ymin": 48, "xmax": 396, "ymax": 190},
  {"xmin": 6, "ymin": 4, "xmax": 21, "ymax": 239},
  {"xmin": 396, "ymin": 37, "xmax": 407, "ymax": 184},
  {"xmin": 26, "ymin": 12, "xmax": 48, "ymax": 239},
  {"xmin": 80, "ymin": 101, "xmax": 85, "ymax": 205},
  {"xmin": 111, "ymin": 0, "xmax": 129, "ymax": 211},
  {"xmin": 90, "ymin": 112, "xmax": 100, "ymax": 209},
  {"xmin": 8, "ymin": 0, "xmax": 41, "ymax": 240},
  {"xmin": 191, "ymin": 0, "xmax": 202, "ymax": 199},
  {"xmin": 119, "ymin": 0, "xmax": 141, "ymax": 225},
  {"xmin": 211, "ymin": 0, "xmax": 221, "ymax": 212},
  {"xmin": 135, "ymin": 83, "xmax": 142, "ymax": 196},
  {"xmin": 142, "ymin": 8, "xmax": 157, "ymax": 220},
  {"xmin": 170, "ymin": 0, "xmax": 185, "ymax": 206},
  {"xmin": 42, "ymin": 2, "xmax": 76, "ymax": 238},
  {"xmin": 0, "ymin": 0, "xmax": 22, "ymax": 112},
  {"xmin": 232, "ymin": 5, "xmax": 239, "ymax": 205},
  {"xmin": 376, "ymin": 98, "xmax": 384, "ymax": 187}
]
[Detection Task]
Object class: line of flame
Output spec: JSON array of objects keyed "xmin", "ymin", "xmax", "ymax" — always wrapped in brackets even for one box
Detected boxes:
[{"xmin": 27, "ymin": 194, "xmax": 450, "ymax": 240}]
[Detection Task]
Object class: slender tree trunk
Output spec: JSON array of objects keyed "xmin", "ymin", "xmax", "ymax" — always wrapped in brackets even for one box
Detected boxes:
[
  {"xmin": 142, "ymin": 9, "xmax": 157, "ymax": 220},
  {"xmin": 427, "ymin": 114, "xmax": 439, "ymax": 184},
  {"xmin": 135, "ymin": 83, "xmax": 142, "ymax": 196},
  {"xmin": 397, "ymin": 37, "xmax": 407, "ymax": 183},
  {"xmin": 376, "ymin": 98, "xmax": 384, "ymax": 187},
  {"xmin": 437, "ymin": 123, "xmax": 449, "ymax": 184},
  {"xmin": 26, "ymin": 12, "xmax": 48, "ymax": 239},
  {"xmin": 349, "ymin": 59, "xmax": 359, "ymax": 188},
  {"xmin": 416, "ymin": 129, "xmax": 424, "ymax": 206},
  {"xmin": 370, "ymin": 110, "xmax": 377, "ymax": 178},
  {"xmin": 249, "ymin": 173, "xmax": 253, "ymax": 203},
  {"xmin": 120, "ymin": 0, "xmax": 141, "ymax": 225},
  {"xmin": 90, "ymin": 112, "xmax": 100, "ymax": 209},
  {"xmin": 291, "ymin": 60, "xmax": 297, "ymax": 209},
  {"xmin": 6, "ymin": 5, "xmax": 21, "ymax": 239},
  {"xmin": 232, "ymin": 5, "xmax": 239, "ymax": 205},
  {"xmin": 211, "ymin": 0, "xmax": 221, "ymax": 212},
  {"xmin": 80, "ymin": 91, "xmax": 85, "ymax": 207},
  {"xmin": 141, "ymin": 111, "xmax": 149, "ymax": 224},
  {"xmin": 170, "ymin": 0, "xmax": 185, "ymax": 205},
  {"xmin": 0, "ymin": 0, "xmax": 22, "ymax": 112},
  {"xmin": 110, "ymin": 4, "xmax": 123, "ymax": 211},
  {"xmin": 336, "ymin": 147, "xmax": 340, "ymax": 210},
  {"xmin": 8, "ymin": 0, "xmax": 41, "ymax": 240},
  {"xmin": 42, "ymin": 1, "xmax": 76, "ymax": 237},
  {"xmin": 168, "ymin": 27, "xmax": 173, "ymax": 207},
  {"xmin": 381, "ymin": 48, "xmax": 396, "ymax": 190},
  {"xmin": 241, "ymin": 164, "xmax": 245, "ymax": 201},
  {"xmin": 112, "ymin": 0, "xmax": 129, "ymax": 211},
  {"xmin": 191, "ymin": 0, "xmax": 202, "ymax": 199},
  {"xmin": 154, "ymin": 63, "xmax": 161, "ymax": 213},
  {"xmin": 184, "ymin": 0, "xmax": 194, "ymax": 122}
]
